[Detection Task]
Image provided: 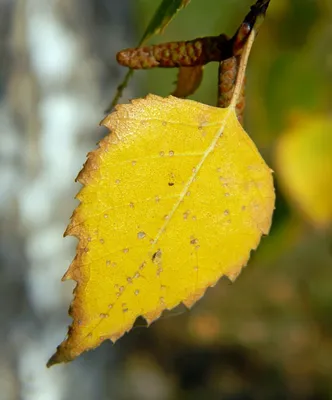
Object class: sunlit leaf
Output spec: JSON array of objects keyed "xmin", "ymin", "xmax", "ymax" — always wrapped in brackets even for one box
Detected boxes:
[
  {"xmin": 275, "ymin": 114, "xmax": 332, "ymax": 227},
  {"xmin": 48, "ymin": 95, "xmax": 275, "ymax": 366},
  {"xmin": 48, "ymin": 4, "xmax": 274, "ymax": 366}
]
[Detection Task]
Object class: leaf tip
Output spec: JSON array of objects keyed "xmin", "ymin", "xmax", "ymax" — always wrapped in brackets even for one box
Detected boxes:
[
  {"xmin": 99, "ymin": 114, "xmax": 111, "ymax": 128},
  {"xmin": 182, "ymin": 287, "xmax": 206, "ymax": 308},
  {"xmin": 46, "ymin": 340, "xmax": 76, "ymax": 368},
  {"xmin": 63, "ymin": 224, "xmax": 73, "ymax": 237},
  {"xmin": 61, "ymin": 270, "xmax": 72, "ymax": 281},
  {"xmin": 62, "ymin": 257, "xmax": 81, "ymax": 282},
  {"xmin": 143, "ymin": 308, "xmax": 163, "ymax": 326},
  {"xmin": 226, "ymin": 267, "xmax": 242, "ymax": 283},
  {"xmin": 46, "ymin": 350, "xmax": 62, "ymax": 368}
]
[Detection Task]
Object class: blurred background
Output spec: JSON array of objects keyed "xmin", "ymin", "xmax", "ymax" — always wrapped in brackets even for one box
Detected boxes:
[{"xmin": 1, "ymin": 0, "xmax": 332, "ymax": 399}]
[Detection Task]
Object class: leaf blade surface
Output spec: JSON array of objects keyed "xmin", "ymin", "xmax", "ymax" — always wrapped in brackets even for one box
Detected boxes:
[{"xmin": 48, "ymin": 95, "xmax": 275, "ymax": 366}]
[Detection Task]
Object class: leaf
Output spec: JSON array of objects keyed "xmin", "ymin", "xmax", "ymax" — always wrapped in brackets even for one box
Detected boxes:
[
  {"xmin": 275, "ymin": 114, "xmax": 332, "ymax": 228},
  {"xmin": 172, "ymin": 66, "xmax": 204, "ymax": 98},
  {"xmin": 48, "ymin": 7, "xmax": 274, "ymax": 366},
  {"xmin": 48, "ymin": 95, "xmax": 274, "ymax": 366},
  {"xmin": 141, "ymin": 0, "xmax": 191, "ymax": 43},
  {"xmin": 106, "ymin": 0, "xmax": 191, "ymax": 112}
]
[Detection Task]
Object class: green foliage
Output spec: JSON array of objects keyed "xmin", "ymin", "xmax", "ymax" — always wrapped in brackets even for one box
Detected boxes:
[
  {"xmin": 106, "ymin": 0, "xmax": 191, "ymax": 111},
  {"xmin": 140, "ymin": 0, "xmax": 191, "ymax": 44}
]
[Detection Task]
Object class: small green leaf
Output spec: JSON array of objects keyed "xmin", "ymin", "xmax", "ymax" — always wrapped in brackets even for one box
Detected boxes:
[
  {"xmin": 106, "ymin": 0, "xmax": 191, "ymax": 112},
  {"xmin": 140, "ymin": 0, "xmax": 191, "ymax": 44}
]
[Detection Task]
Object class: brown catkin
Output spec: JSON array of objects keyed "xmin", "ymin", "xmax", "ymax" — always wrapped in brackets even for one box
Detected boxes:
[
  {"xmin": 116, "ymin": 35, "xmax": 231, "ymax": 69},
  {"xmin": 217, "ymin": 20, "xmax": 251, "ymax": 124},
  {"xmin": 218, "ymin": 56, "xmax": 245, "ymax": 124}
]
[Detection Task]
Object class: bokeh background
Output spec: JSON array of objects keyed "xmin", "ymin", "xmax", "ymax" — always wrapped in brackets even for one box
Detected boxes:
[{"xmin": 1, "ymin": 0, "xmax": 332, "ymax": 399}]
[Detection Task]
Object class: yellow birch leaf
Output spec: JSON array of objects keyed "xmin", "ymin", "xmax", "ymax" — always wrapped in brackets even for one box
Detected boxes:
[
  {"xmin": 48, "ymin": 95, "xmax": 274, "ymax": 366},
  {"xmin": 48, "ymin": 9, "xmax": 274, "ymax": 366},
  {"xmin": 275, "ymin": 114, "xmax": 332, "ymax": 228}
]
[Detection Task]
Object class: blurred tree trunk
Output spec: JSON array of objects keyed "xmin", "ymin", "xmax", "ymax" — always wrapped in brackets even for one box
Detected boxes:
[{"xmin": 1, "ymin": 0, "xmax": 133, "ymax": 399}]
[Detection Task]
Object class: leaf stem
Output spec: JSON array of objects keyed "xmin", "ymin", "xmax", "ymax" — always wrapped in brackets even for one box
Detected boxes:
[
  {"xmin": 229, "ymin": 30, "xmax": 255, "ymax": 110},
  {"xmin": 230, "ymin": 0, "xmax": 270, "ymax": 109},
  {"xmin": 105, "ymin": 69, "xmax": 134, "ymax": 114}
]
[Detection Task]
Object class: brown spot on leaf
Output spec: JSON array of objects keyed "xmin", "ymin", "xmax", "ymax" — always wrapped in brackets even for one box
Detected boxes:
[
  {"xmin": 190, "ymin": 237, "xmax": 198, "ymax": 245},
  {"xmin": 137, "ymin": 231, "xmax": 146, "ymax": 239},
  {"xmin": 152, "ymin": 249, "xmax": 162, "ymax": 263},
  {"xmin": 139, "ymin": 262, "xmax": 146, "ymax": 270},
  {"xmin": 183, "ymin": 211, "xmax": 190, "ymax": 220}
]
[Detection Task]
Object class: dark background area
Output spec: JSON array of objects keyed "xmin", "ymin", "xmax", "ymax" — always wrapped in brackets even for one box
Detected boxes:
[{"xmin": 0, "ymin": 0, "xmax": 331, "ymax": 399}]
